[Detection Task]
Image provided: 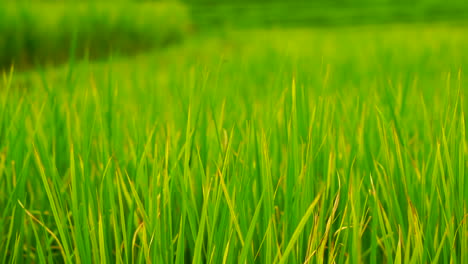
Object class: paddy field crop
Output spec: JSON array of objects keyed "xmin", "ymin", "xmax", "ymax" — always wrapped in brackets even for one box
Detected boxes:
[{"xmin": 0, "ymin": 1, "xmax": 466, "ymax": 263}]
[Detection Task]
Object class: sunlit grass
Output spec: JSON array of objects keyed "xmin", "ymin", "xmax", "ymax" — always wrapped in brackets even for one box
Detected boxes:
[{"xmin": 0, "ymin": 26, "xmax": 466, "ymax": 263}]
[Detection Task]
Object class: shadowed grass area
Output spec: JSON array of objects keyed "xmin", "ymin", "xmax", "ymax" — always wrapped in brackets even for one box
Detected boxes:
[
  {"xmin": 0, "ymin": 25, "xmax": 466, "ymax": 263},
  {"xmin": 189, "ymin": 1, "xmax": 468, "ymax": 29},
  {"xmin": 0, "ymin": 1, "xmax": 190, "ymax": 71}
]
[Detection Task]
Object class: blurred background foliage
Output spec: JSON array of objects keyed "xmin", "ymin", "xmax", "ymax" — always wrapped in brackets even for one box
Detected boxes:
[
  {"xmin": 187, "ymin": 0, "xmax": 468, "ymax": 28},
  {"xmin": 1, "ymin": 0, "xmax": 467, "ymax": 70},
  {"xmin": 0, "ymin": 1, "xmax": 190, "ymax": 70}
]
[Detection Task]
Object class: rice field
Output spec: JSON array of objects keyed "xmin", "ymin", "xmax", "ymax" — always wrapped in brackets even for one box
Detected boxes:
[
  {"xmin": 0, "ymin": 6, "xmax": 467, "ymax": 264},
  {"xmin": 0, "ymin": 2, "xmax": 190, "ymax": 71}
]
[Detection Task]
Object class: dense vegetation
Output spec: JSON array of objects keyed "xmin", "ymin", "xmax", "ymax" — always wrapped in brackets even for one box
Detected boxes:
[
  {"xmin": 0, "ymin": 1, "xmax": 466, "ymax": 263},
  {"xmin": 190, "ymin": 1, "xmax": 468, "ymax": 28},
  {"xmin": 0, "ymin": 2, "xmax": 190, "ymax": 70},
  {"xmin": 1, "ymin": 26, "xmax": 466, "ymax": 263}
]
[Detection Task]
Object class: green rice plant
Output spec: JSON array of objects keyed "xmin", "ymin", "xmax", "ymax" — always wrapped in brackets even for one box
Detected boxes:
[{"xmin": 0, "ymin": 25, "xmax": 466, "ymax": 263}]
